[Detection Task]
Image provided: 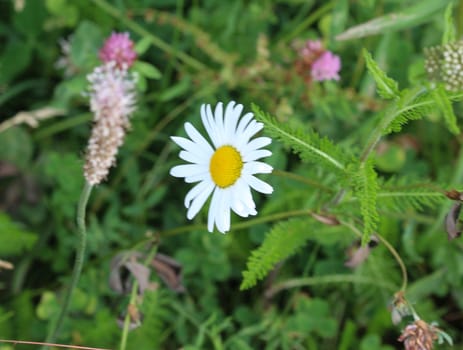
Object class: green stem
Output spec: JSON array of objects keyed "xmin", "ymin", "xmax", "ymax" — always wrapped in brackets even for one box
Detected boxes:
[
  {"xmin": 342, "ymin": 220, "xmax": 408, "ymax": 292},
  {"xmin": 272, "ymin": 169, "xmax": 335, "ymax": 193},
  {"xmin": 45, "ymin": 182, "xmax": 93, "ymax": 345},
  {"xmin": 119, "ymin": 244, "xmax": 159, "ymax": 350},
  {"xmin": 265, "ymin": 274, "xmax": 396, "ymax": 298},
  {"xmin": 359, "ymin": 87, "xmax": 426, "ymax": 163},
  {"xmin": 119, "ymin": 282, "xmax": 139, "ymax": 350}
]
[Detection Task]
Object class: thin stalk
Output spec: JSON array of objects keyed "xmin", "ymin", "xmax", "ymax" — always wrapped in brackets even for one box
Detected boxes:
[
  {"xmin": 160, "ymin": 209, "xmax": 312, "ymax": 237},
  {"xmin": 342, "ymin": 220, "xmax": 408, "ymax": 292},
  {"xmin": 272, "ymin": 169, "xmax": 335, "ymax": 193},
  {"xmin": 278, "ymin": 2, "xmax": 334, "ymax": 43},
  {"xmin": 45, "ymin": 182, "xmax": 93, "ymax": 345},
  {"xmin": 265, "ymin": 274, "xmax": 396, "ymax": 298},
  {"xmin": 119, "ymin": 245, "xmax": 158, "ymax": 350},
  {"xmin": 359, "ymin": 87, "xmax": 426, "ymax": 163},
  {"xmin": 119, "ymin": 282, "xmax": 139, "ymax": 350}
]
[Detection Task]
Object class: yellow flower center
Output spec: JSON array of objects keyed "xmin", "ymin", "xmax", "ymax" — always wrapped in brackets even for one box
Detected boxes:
[{"xmin": 209, "ymin": 145, "xmax": 243, "ymax": 188}]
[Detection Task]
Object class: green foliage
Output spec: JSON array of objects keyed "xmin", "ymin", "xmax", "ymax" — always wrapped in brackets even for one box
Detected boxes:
[
  {"xmin": 442, "ymin": 3, "xmax": 456, "ymax": 45},
  {"xmin": 377, "ymin": 178, "xmax": 445, "ymax": 212},
  {"xmin": 252, "ymin": 104, "xmax": 349, "ymax": 175},
  {"xmin": 127, "ymin": 291, "xmax": 165, "ymax": 349},
  {"xmin": 0, "ymin": 213, "xmax": 37, "ymax": 256},
  {"xmin": 241, "ymin": 218, "xmax": 313, "ymax": 290},
  {"xmin": 336, "ymin": 0, "xmax": 451, "ymax": 41},
  {"xmin": 382, "ymin": 88, "xmax": 433, "ymax": 134},
  {"xmin": 363, "ymin": 49, "xmax": 399, "ymax": 100},
  {"xmin": 3, "ymin": 0, "xmax": 463, "ymax": 348},
  {"xmin": 431, "ymin": 84, "xmax": 460, "ymax": 134},
  {"xmin": 350, "ymin": 160, "xmax": 379, "ymax": 245},
  {"xmin": 241, "ymin": 218, "xmax": 349, "ymax": 290}
]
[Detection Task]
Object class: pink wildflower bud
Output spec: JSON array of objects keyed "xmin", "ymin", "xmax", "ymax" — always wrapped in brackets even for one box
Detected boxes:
[
  {"xmin": 311, "ymin": 51, "xmax": 341, "ymax": 81},
  {"xmin": 99, "ymin": 32, "xmax": 137, "ymax": 68},
  {"xmin": 83, "ymin": 62, "xmax": 137, "ymax": 185}
]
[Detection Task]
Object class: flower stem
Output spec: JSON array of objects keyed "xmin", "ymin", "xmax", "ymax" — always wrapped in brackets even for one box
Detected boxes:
[
  {"xmin": 342, "ymin": 220, "xmax": 408, "ymax": 291},
  {"xmin": 45, "ymin": 182, "xmax": 93, "ymax": 345},
  {"xmin": 119, "ymin": 282, "xmax": 139, "ymax": 350}
]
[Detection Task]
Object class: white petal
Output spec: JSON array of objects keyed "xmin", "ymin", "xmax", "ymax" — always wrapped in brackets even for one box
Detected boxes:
[
  {"xmin": 243, "ymin": 161, "xmax": 273, "ymax": 174},
  {"xmin": 230, "ymin": 184, "xmax": 257, "ymax": 218},
  {"xmin": 239, "ymin": 121, "xmax": 264, "ymax": 145},
  {"xmin": 201, "ymin": 104, "xmax": 219, "ymax": 148},
  {"xmin": 224, "ymin": 101, "xmax": 242, "ymax": 142},
  {"xmin": 179, "ymin": 150, "xmax": 207, "ymax": 164},
  {"xmin": 171, "ymin": 136, "xmax": 197, "ymax": 153},
  {"xmin": 232, "ymin": 179, "xmax": 256, "ymax": 215},
  {"xmin": 170, "ymin": 164, "xmax": 206, "ymax": 178},
  {"xmin": 241, "ymin": 137, "xmax": 272, "ymax": 153},
  {"xmin": 235, "ymin": 112, "xmax": 254, "ymax": 138},
  {"xmin": 206, "ymin": 104, "xmax": 221, "ymax": 147},
  {"xmin": 244, "ymin": 174, "xmax": 273, "ymax": 194},
  {"xmin": 217, "ymin": 189, "xmax": 231, "ymax": 233},
  {"xmin": 207, "ymin": 187, "xmax": 221, "ymax": 232},
  {"xmin": 214, "ymin": 102, "xmax": 225, "ymax": 142},
  {"xmin": 184, "ymin": 179, "xmax": 213, "ymax": 208},
  {"xmin": 184, "ymin": 122, "xmax": 214, "ymax": 155},
  {"xmin": 184, "ymin": 171, "xmax": 210, "ymax": 183},
  {"xmin": 186, "ymin": 181, "xmax": 215, "ymax": 219},
  {"xmin": 243, "ymin": 149, "xmax": 272, "ymax": 162}
]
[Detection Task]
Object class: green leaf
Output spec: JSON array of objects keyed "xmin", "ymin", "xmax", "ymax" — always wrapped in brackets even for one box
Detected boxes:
[
  {"xmin": 336, "ymin": 0, "xmax": 451, "ymax": 41},
  {"xmin": 442, "ymin": 3, "xmax": 456, "ymax": 45},
  {"xmin": 132, "ymin": 61, "xmax": 162, "ymax": 80},
  {"xmin": 431, "ymin": 84, "xmax": 460, "ymax": 134},
  {"xmin": 0, "ymin": 39, "xmax": 32, "ymax": 84},
  {"xmin": 362, "ymin": 49, "xmax": 399, "ymax": 100},
  {"xmin": 241, "ymin": 218, "xmax": 313, "ymax": 290},
  {"xmin": 351, "ymin": 160, "xmax": 379, "ymax": 245},
  {"xmin": 0, "ymin": 127, "xmax": 33, "ymax": 170},
  {"xmin": 135, "ymin": 36, "xmax": 152, "ymax": 55},
  {"xmin": 252, "ymin": 104, "xmax": 348, "ymax": 174},
  {"xmin": 70, "ymin": 21, "xmax": 103, "ymax": 69},
  {"xmin": 0, "ymin": 213, "xmax": 37, "ymax": 257}
]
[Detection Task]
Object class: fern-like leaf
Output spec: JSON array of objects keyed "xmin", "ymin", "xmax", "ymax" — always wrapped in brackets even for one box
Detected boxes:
[
  {"xmin": 351, "ymin": 160, "xmax": 379, "ymax": 245},
  {"xmin": 252, "ymin": 104, "xmax": 349, "ymax": 174},
  {"xmin": 363, "ymin": 48, "xmax": 400, "ymax": 100},
  {"xmin": 431, "ymin": 83, "xmax": 460, "ymax": 134},
  {"xmin": 378, "ymin": 178, "xmax": 445, "ymax": 211},
  {"xmin": 384, "ymin": 87, "xmax": 434, "ymax": 134},
  {"xmin": 241, "ymin": 218, "xmax": 352, "ymax": 290},
  {"xmin": 241, "ymin": 218, "xmax": 312, "ymax": 290}
]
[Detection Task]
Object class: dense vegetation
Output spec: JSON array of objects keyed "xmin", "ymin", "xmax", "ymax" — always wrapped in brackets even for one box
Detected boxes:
[{"xmin": 1, "ymin": 0, "xmax": 463, "ymax": 349}]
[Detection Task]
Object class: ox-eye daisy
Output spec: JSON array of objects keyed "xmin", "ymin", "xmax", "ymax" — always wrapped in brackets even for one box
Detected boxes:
[{"xmin": 170, "ymin": 101, "xmax": 273, "ymax": 233}]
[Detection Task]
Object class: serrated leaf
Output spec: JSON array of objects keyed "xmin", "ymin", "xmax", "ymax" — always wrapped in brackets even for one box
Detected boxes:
[
  {"xmin": 362, "ymin": 49, "xmax": 399, "ymax": 99},
  {"xmin": 241, "ymin": 218, "xmax": 313, "ymax": 290},
  {"xmin": 336, "ymin": 0, "xmax": 451, "ymax": 41},
  {"xmin": 251, "ymin": 104, "xmax": 348, "ymax": 174},
  {"xmin": 432, "ymin": 84, "xmax": 460, "ymax": 134},
  {"xmin": 351, "ymin": 161, "xmax": 379, "ymax": 245}
]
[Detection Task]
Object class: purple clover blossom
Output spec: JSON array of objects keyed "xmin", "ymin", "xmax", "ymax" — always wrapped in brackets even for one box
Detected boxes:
[
  {"xmin": 99, "ymin": 32, "xmax": 137, "ymax": 68},
  {"xmin": 310, "ymin": 51, "xmax": 341, "ymax": 81}
]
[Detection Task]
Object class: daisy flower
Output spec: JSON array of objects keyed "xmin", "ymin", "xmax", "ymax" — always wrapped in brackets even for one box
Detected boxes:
[{"xmin": 170, "ymin": 101, "xmax": 273, "ymax": 233}]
